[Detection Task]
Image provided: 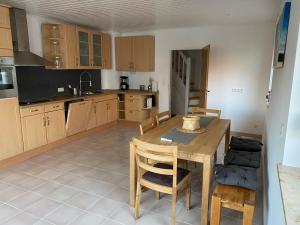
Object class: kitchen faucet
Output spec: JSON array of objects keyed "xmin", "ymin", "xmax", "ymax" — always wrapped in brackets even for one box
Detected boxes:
[{"xmin": 79, "ymin": 71, "xmax": 92, "ymax": 96}]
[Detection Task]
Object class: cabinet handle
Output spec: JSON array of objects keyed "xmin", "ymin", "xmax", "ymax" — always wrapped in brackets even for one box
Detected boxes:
[
  {"xmin": 47, "ymin": 117, "xmax": 50, "ymax": 126},
  {"xmin": 76, "ymin": 57, "xmax": 79, "ymax": 67},
  {"xmin": 30, "ymin": 109, "xmax": 39, "ymax": 113},
  {"xmin": 80, "ymin": 102, "xmax": 86, "ymax": 105},
  {"xmin": 94, "ymin": 105, "xmax": 96, "ymax": 113},
  {"xmin": 43, "ymin": 117, "xmax": 46, "ymax": 127}
]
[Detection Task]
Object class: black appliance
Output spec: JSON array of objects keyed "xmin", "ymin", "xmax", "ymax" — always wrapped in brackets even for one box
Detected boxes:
[
  {"xmin": 120, "ymin": 76, "xmax": 129, "ymax": 90},
  {"xmin": 0, "ymin": 57, "xmax": 18, "ymax": 98}
]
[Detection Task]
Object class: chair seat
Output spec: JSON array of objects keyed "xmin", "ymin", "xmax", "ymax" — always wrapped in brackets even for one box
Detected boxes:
[
  {"xmin": 230, "ymin": 136, "xmax": 262, "ymax": 152},
  {"xmin": 143, "ymin": 163, "xmax": 190, "ymax": 187},
  {"xmin": 224, "ymin": 150, "xmax": 261, "ymax": 168}
]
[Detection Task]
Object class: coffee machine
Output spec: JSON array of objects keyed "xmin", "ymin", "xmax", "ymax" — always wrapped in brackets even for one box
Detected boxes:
[{"xmin": 120, "ymin": 76, "xmax": 129, "ymax": 90}]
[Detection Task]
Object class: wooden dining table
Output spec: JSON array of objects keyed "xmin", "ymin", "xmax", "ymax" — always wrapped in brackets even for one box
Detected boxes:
[{"xmin": 129, "ymin": 115, "xmax": 231, "ymax": 225}]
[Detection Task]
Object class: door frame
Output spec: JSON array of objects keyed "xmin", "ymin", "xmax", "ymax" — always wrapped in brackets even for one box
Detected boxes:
[{"xmin": 199, "ymin": 45, "xmax": 210, "ymax": 108}]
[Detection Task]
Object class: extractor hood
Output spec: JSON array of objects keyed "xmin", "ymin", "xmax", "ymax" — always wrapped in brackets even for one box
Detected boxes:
[{"xmin": 10, "ymin": 8, "xmax": 51, "ymax": 66}]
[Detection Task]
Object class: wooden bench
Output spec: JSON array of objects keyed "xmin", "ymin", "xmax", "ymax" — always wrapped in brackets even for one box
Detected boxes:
[{"xmin": 210, "ymin": 184, "xmax": 256, "ymax": 225}]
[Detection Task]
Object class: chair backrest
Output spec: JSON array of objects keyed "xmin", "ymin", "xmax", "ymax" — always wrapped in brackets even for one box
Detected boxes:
[
  {"xmin": 156, "ymin": 111, "xmax": 171, "ymax": 125},
  {"xmin": 132, "ymin": 138, "xmax": 178, "ymax": 191},
  {"xmin": 190, "ymin": 107, "xmax": 221, "ymax": 119},
  {"xmin": 139, "ymin": 116, "xmax": 157, "ymax": 135}
]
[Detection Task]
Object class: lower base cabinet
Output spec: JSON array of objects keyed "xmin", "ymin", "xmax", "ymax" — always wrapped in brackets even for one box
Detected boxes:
[
  {"xmin": 45, "ymin": 110, "xmax": 66, "ymax": 143},
  {"xmin": 0, "ymin": 98, "xmax": 24, "ymax": 160}
]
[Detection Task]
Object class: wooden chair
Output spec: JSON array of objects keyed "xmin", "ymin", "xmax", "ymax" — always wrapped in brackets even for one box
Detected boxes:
[
  {"xmin": 210, "ymin": 184, "xmax": 256, "ymax": 225},
  {"xmin": 132, "ymin": 138, "xmax": 191, "ymax": 225},
  {"xmin": 156, "ymin": 110, "xmax": 171, "ymax": 125},
  {"xmin": 139, "ymin": 116, "xmax": 157, "ymax": 135},
  {"xmin": 190, "ymin": 107, "xmax": 221, "ymax": 119}
]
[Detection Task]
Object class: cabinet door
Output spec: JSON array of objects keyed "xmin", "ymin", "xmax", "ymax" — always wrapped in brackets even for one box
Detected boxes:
[
  {"xmin": 102, "ymin": 33, "xmax": 112, "ymax": 69},
  {"xmin": 107, "ymin": 99, "xmax": 118, "ymax": 122},
  {"xmin": 87, "ymin": 102, "xmax": 97, "ymax": 129},
  {"xmin": 45, "ymin": 110, "xmax": 66, "ymax": 143},
  {"xmin": 64, "ymin": 24, "xmax": 78, "ymax": 69},
  {"xmin": 115, "ymin": 36, "xmax": 133, "ymax": 71},
  {"xmin": 0, "ymin": 98, "xmax": 23, "ymax": 160},
  {"xmin": 91, "ymin": 32, "xmax": 102, "ymax": 68},
  {"xmin": 66, "ymin": 100, "xmax": 92, "ymax": 136},
  {"xmin": 0, "ymin": 28, "xmax": 13, "ymax": 53},
  {"xmin": 132, "ymin": 36, "xmax": 155, "ymax": 72},
  {"xmin": 95, "ymin": 101, "xmax": 108, "ymax": 126},
  {"xmin": 21, "ymin": 114, "xmax": 47, "ymax": 151},
  {"xmin": 0, "ymin": 6, "xmax": 11, "ymax": 29},
  {"xmin": 77, "ymin": 27, "xmax": 91, "ymax": 68}
]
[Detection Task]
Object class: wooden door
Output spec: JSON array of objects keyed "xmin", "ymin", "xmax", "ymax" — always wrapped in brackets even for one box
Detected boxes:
[
  {"xmin": 45, "ymin": 110, "xmax": 66, "ymax": 143},
  {"xmin": 64, "ymin": 24, "xmax": 77, "ymax": 69},
  {"xmin": 199, "ymin": 45, "xmax": 210, "ymax": 108},
  {"xmin": 107, "ymin": 99, "xmax": 118, "ymax": 122},
  {"xmin": 101, "ymin": 33, "xmax": 112, "ymax": 69},
  {"xmin": 0, "ymin": 98, "xmax": 24, "ymax": 160},
  {"xmin": 66, "ymin": 100, "xmax": 92, "ymax": 136},
  {"xmin": 91, "ymin": 32, "xmax": 102, "ymax": 68},
  {"xmin": 96, "ymin": 101, "xmax": 108, "ymax": 126},
  {"xmin": 132, "ymin": 36, "xmax": 155, "ymax": 72},
  {"xmin": 0, "ymin": 6, "xmax": 11, "ymax": 29},
  {"xmin": 87, "ymin": 101, "xmax": 97, "ymax": 129},
  {"xmin": 115, "ymin": 36, "xmax": 133, "ymax": 71},
  {"xmin": 21, "ymin": 114, "xmax": 47, "ymax": 151},
  {"xmin": 76, "ymin": 27, "xmax": 92, "ymax": 69},
  {"xmin": 0, "ymin": 28, "xmax": 13, "ymax": 56}
]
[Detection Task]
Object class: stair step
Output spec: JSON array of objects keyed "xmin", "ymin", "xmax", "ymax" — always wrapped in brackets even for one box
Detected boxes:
[
  {"xmin": 189, "ymin": 96, "xmax": 200, "ymax": 100},
  {"xmin": 188, "ymin": 104, "xmax": 201, "ymax": 108},
  {"xmin": 190, "ymin": 89, "xmax": 201, "ymax": 93}
]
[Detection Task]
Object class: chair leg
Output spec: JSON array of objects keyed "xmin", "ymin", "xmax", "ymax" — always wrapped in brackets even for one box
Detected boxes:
[
  {"xmin": 185, "ymin": 177, "xmax": 191, "ymax": 210},
  {"xmin": 171, "ymin": 191, "xmax": 177, "ymax": 225},
  {"xmin": 135, "ymin": 182, "xmax": 142, "ymax": 219},
  {"xmin": 243, "ymin": 202, "xmax": 254, "ymax": 225},
  {"xmin": 210, "ymin": 194, "xmax": 221, "ymax": 225},
  {"xmin": 155, "ymin": 191, "xmax": 160, "ymax": 200}
]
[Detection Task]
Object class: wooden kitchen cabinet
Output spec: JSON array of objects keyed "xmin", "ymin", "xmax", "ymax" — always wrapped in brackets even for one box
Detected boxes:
[
  {"xmin": 87, "ymin": 102, "xmax": 97, "ymax": 129},
  {"xmin": 91, "ymin": 32, "xmax": 102, "ymax": 68},
  {"xmin": 101, "ymin": 33, "xmax": 112, "ymax": 69},
  {"xmin": 0, "ymin": 6, "xmax": 13, "ymax": 57},
  {"xmin": 42, "ymin": 23, "xmax": 77, "ymax": 69},
  {"xmin": 76, "ymin": 27, "xmax": 91, "ymax": 69},
  {"xmin": 0, "ymin": 98, "xmax": 24, "ymax": 160},
  {"xmin": 66, "ymin": 100, "xmax": 92, "ymax": 136},
  {"xmin": 95, "ymin": 101, "xmax": 108, "ymax": 126},
  {"xmin": 21, "ymin": 113, "xmax": 48, "ymax": 152},
  {"xmin": 115, "ymin": 35, "xmax": 155, "ymax": 72},
  {"xmin": 107, "ymin": 99, "xmax": 118, "ymax": 122},
  {"xmin": 45, "ymin": 110, "xmax": 66, "ymax": 143}
]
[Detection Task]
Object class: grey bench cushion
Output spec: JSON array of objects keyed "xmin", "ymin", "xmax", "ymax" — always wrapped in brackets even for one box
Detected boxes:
[
  {"xmin": 215, "ymin": 164, "xmax": 257, "ymax": 190},
  {"xmin": 143, "ymin": 163, "xmax": 190, "ymax": 187},
  {"xmin": 224, "ymin": 150, "xmax": 261, "ymax": 168},
  {"xmin": 230, "ymin": 136, "xmax": 262, "ymax": 152}
]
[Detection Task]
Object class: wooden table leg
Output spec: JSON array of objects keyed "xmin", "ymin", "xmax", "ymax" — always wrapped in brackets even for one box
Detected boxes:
[
  {"xmin": 201, "ymin": 155, "xmax": 214, "ymax": 225},
  {"xmin": 224, "ymin": 123, "xmax": 231, "ymax": 153},
  {"xmin": 130, "ymin": 142, "xmax": 136, "ymax": 207}
]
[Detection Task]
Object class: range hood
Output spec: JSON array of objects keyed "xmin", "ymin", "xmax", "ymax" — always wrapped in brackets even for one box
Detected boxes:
[{"xmin": 10, "ymin": 8, "xmax": 51, "ymax": 66}]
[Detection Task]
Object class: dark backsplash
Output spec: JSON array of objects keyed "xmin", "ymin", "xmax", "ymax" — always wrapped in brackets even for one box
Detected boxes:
[{"xmin": 16, "ymin": 66, "xmax": 101, "ymax": 102}]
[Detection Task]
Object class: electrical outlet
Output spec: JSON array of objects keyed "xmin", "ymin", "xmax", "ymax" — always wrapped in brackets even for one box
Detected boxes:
[{"xmin": 57, "ymin": 87, "xmax": 64, "ymax": 93}]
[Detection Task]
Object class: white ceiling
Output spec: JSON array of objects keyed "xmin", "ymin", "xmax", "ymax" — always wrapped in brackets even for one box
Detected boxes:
[{"xmin": 1, "ymin": 0, "xmax": 280, "ymax": 31}]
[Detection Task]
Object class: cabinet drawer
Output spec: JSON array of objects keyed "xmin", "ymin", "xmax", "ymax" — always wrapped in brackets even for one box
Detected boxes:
[
  {"xmin": 125, "ymin": 95, "xmax": 145, "ymax": 110},
  {"xmin": 20, "ymin": 105, "xmax": 45, "ymax": 117},
  {"xmin": 45, "ymin": 102, "xmax": 64, "ymax": 112},
  {"xmin": 125, "ymin": 110, "xmax": 148, "ymax": 122},
  {"xmin": 93, "ymin": 94, "xmax": 117, "ymax": 103}
]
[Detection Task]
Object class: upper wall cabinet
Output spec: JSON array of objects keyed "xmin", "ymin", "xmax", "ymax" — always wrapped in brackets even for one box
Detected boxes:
[
  {"xmin": 42, "ymin": 23, "xmax": 112, "ymax": 70},
  {"xmin": 0, "ymin": 6, "xmax": 13, "ymax": 57},
  {"xmin": 115, "ymin": 35, "xmax": 155, "ymax": 72},
  {"xmin": 42, "ymin": 24, "xmax": 77, "ymax": 69}
]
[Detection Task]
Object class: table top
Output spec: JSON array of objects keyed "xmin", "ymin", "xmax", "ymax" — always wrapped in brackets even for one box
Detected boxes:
[
  {"xmin": 137, "ymin": 116, "xmax": 230, "ymax": 162},
  {"xmin": 278, "ymin": 164, "xmax": 300, "ymax": 225}
]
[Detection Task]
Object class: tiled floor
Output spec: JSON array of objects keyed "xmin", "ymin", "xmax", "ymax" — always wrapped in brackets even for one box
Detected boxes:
[{"xmin": 0, "ymin": 125, "xmax": 263, "ymax": 225}]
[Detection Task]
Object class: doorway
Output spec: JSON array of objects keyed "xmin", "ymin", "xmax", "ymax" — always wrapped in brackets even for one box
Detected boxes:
[{"xmin": 170, "ymin": 45, "xmax": 210, "ymax": 115}]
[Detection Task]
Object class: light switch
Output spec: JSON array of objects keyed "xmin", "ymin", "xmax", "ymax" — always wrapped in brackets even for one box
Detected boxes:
[{"xmin": 58, "ymin": 87, "xmax": 64, "ymax": 93}]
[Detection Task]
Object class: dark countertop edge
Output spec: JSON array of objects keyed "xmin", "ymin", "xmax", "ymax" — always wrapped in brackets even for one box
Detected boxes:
[{"xmin": 19, "ymin": 89, "xmax": 158, "ymax": 108}]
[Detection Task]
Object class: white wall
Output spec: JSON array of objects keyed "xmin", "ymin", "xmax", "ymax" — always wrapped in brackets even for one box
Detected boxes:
[
  {"xmin": 264, "ymin": 1, "xmax": 300, "ymax": 225},
  {"xmin": 118, "ymin": 24, "xmax": 275, "ymax": 134}
]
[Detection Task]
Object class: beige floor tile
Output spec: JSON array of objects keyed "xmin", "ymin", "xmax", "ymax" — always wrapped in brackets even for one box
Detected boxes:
[
  {"xmin": 0, "ymin": 186, "xmax": 27, "ymax": 203},
  {"xmin": 0, "ymin": 204, "xmax": 21, "ymax": 223},
  {"xmin": 8, "ymin": 191, "xmax": 43, "ymax": 209},
  {"xmin": 65, "ymin": 192, "xmax": 100, "ymax": 210},
  {"xmin": 25, "ymin": 197, "xmax": 61, "ymax": 218},
  {"xmin": 33, "ymin": 220, "xmax": 54, "ymax": 225},
  {"xmin": 110, "ymin": 204, "xmax": 138, "ymax": 225},
  {"xmin": 32, "ymin": 181, "xmax": 62, "ymax": 196},
  {"xmin": 88, "ymin": 198, "xmax": 125, "ymax": 218},
  {"xmin": 45, "ymin": 204, "xmax": 84, "ymax": 225},
  {"xmin": 70, "ymin": 213, "xmax": 106, "ymax": 225},
  {"xmin": 2, "ymin": 212, "xmax": 38, "ymax": 225},
  {"xmin": 47, "ymin": 185, "xmax": 79, "ymax": 202},
  {"xmin": 105, "ymin": 187, "xmax": 130, "ymax": 204}
]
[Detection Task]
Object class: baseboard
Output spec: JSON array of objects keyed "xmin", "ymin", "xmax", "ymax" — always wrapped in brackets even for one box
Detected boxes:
[
  {"xmin": 230, "ymin": 131, "xmax": 262, "ymax": 140},
  {"xmin": 0, "ymin": 121, "xmax": 118, "ymax": 170}
]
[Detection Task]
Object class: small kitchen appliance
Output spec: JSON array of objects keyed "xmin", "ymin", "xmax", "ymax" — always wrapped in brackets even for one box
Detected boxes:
[
  {"xmin": 120, "ymin": 76, "xmax": 129, "ymax": 90},
  {"xmin": 0, "ymin": 57, "xmax": 18, "ymax": 98}
]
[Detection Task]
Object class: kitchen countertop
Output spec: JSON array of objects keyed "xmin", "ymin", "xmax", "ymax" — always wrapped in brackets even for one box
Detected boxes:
[
  {"xmin": 19, "ymin": 89, "xmax": 158, "ymax": 108},
  {"xmin": 278, "ymin": 164, "xmax": 300, "ymax": 225}
]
